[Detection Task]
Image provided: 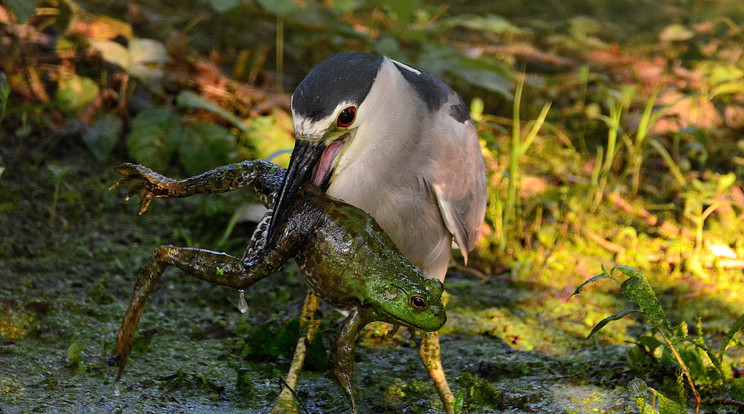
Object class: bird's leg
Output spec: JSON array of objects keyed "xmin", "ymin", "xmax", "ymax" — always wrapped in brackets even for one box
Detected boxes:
[
  {"xmin": 110, "ymin": 244, "xmax": 287, "ymax": 383},
  {"xmin": 331, "ymin": 307, "xmax": 365, "ymax": 414},
  {"xmin": 270, "ymin": 292, "xmax": 322, "ymax": 414},
  {"xmin": 420, "ymin": 331, "xmax": 456, "ymax": 414}
]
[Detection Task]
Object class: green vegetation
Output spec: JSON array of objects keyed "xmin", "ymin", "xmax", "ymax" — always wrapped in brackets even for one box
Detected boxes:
[{"xmin": 1, "ymin": 0, "xmax": 744, "ymax": 413}]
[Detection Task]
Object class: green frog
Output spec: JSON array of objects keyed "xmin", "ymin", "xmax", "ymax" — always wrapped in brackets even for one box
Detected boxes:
[{"xmin": 109, "ymin": 159, "xmax": 446, "ymax": 412}]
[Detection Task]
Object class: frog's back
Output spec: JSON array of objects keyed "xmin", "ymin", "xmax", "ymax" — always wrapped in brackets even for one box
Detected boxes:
[{"xmin": 292, "ymin": 186, "xmax": 384, "ymax": 306}]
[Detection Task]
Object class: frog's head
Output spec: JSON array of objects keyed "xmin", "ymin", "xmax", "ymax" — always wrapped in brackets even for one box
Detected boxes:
[{"xmin": 366, "ymin": 269, "xmax": 446, "ymax": 332}]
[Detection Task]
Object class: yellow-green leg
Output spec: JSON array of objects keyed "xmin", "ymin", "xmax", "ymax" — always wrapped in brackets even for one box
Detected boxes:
[
  {"xmin": 270, "ymin": 292, "xmax": 322, "ymax": 414},
  {"xmin": 420, "ymin": 331, "xmax": 455, "ymax": 414}
]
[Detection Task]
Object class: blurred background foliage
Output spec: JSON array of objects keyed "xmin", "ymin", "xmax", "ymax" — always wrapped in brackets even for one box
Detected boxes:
[{"xmin": 2, "ymin": 0, "xmax": 744, "ymax": 412}]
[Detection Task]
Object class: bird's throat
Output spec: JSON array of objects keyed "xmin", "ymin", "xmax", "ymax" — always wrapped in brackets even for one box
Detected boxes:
[{"xmin": 312, "ymin": 139, "xmax": 345, "ymax": 188}]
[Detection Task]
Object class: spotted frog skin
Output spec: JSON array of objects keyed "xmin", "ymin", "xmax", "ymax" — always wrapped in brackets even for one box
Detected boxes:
[{"xmin": 109, "ymin": 159, "xmax": 446, "ymax": 412}]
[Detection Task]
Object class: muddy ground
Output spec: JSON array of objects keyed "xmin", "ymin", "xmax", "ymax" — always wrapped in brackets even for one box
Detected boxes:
[{"xmin": 0, "ymin": 141, "xmax": 644, "ymax": 413}]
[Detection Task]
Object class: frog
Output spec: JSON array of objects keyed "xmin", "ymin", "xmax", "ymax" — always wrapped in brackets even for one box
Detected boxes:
[{"xmin": 108, "ymin": 159, "xmax": 447, "ymax": 413}]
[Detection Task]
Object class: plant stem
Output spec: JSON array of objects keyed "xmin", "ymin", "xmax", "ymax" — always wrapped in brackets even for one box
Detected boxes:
[
  {"xmin": 660, "ymin": 333, "xmax": 701, "ymax": 414},
  {"xmin": 276, "ymin": 15, "xmax": 284, "ymax": 90}
]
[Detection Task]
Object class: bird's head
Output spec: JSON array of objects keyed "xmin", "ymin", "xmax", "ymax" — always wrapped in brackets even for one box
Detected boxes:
[{"xmin": 267, "ymin": 52, "xmax": 385, "ymax": 243}]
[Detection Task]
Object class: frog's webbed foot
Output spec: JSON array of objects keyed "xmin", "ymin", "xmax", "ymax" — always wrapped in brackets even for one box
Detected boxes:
[
  {"xmin": 110, "ymin": 163, "xmax": 176, "ymax": 214},
  {"xmin": 331, "ymin": 308, "xmax": 366, "ymax": 414}
]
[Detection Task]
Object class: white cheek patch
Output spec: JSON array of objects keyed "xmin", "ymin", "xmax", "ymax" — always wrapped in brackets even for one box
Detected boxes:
[{"xmin": 293, "ymin": 100, "xmax": 358, "ymax": 141}]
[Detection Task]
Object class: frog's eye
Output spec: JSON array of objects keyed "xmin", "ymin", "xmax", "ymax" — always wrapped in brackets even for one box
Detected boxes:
[
  {"xmin": 337, "ymin": 106, "xmax": 356, "ymax": 127},
  {"xmin": 410, "ymin": 296, "xmax": 427, "ymax": 310}
]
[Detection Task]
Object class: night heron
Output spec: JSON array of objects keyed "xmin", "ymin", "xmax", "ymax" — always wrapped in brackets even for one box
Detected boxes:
[{"xmin": 269, "ymin": 52, "xmax": 487, "ymax": 414}]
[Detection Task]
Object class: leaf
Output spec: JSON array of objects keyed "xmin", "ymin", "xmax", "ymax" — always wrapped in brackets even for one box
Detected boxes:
[
  {"xmin": 711, "ymin": 81, "xmax": 744, "ymax": 98},
  {"xmin": 176, "ymin": 90, "xmax": 246, "ymax": 131},
  {"xmin": 731, "ymin": 377, "xmax": 744, "ymax": 401},
  {"xmin": 372, "ymin": 0, "xmax": 421, "ymax": 22},
  {"xmin": 6, "ymin": 0, "xmax": 37, "ymax": 23},
  {"xmin": 454, "ymin": 67, "xmax": 512, "ymax": 98},
  {"xmin": 620, "ymin": 275, "xmax": 671, "ymax": 332},
  {"xmin": 330, "ymin": 0, "xmax": 366, "ymax": 12},
  {"xmin": 83, "ymin": 114, "xmax": 122, "ymax": 161},
  {"xmin": 653, "ymin": 389, "xmax": 686, "ymax": 414},
  {"xmin": 66, "ymin": 341, "xmax": 83, "ymax": 364},
  {"xmin": 89, "ymin": 40, "xmax": 131, "ymax": 69},
  {"xmin": 612, "ymin": 265, "xmax": 644, "ymax": 278},
  {"xmin": 255, "ymin": 0, "xmax": 302, "ymax": 16},
  {"xmin": 128, "ymin": 39, "xmax": 168, "ymax": 64},
  {"xmin": 55, "ymin": 76, "xmax": 100, "ymax": 115},
  {"xmin": 445, "ymin": 14, "xmax": 523, "ymax": 35},
  {"xmin": 244, "ymin": 111, "xmax": 295, "ymax": 168},
  {"xmin": 200, "ymin": 0, "xmax": 241, "ymax": 13},
  {"xmin": 569, "ymin": 272, "xmax": 613, "ymax": 299},
  {"xmin": 719, "ymin": 313, "xmax": 744, "ymax": 359},
  {"xmin": 126, "ymin": 108, "xmax": 182, "ymax": 171},
  {"xmin": 587, "ymin": 309, "xmax": 642, "ymax": 339},
  {"xmin": 716, "ymin": 172, "xmax": 737, "ymax": 193},
  {"xmin": 659, "ymin": 24, "xmax": 694, "ymax": 42},
  {"xmin": 178, "ymin": 123, "xmax": 237, "ymax": 175},
  {"xmin": 128, "ymin": 39, "xmax": 168, "ymax": 92}
]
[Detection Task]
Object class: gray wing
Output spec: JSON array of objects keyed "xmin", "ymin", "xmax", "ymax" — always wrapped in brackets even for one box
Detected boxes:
[{"xmin": 428, "ymin": 101, "xmax": 487, "ymax": 264}]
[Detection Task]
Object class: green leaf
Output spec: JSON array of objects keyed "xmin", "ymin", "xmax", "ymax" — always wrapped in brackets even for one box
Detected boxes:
[
  {"xmin": 719, "ymin": 313, "xmax": 744, "ymax": 359},
  {"xmin": 176, "ymin": 90, "xmax": 246, "ymax": 131},
  {"xmin": 372, "ymin": 0, "xmax": 421, "ymax": 22},
  {"xmin": 587, "ymin": 309, "xmax": 642, "ymax": 339},
  {"xmin": 255, "ymin": 0, "xmax": 302, "ymax": 16},
  {"xmin": 200, "ymin": 0, "xmax": 241, "ymax": 13},
  {"xmin": 6, "ymin": 0, "xmax": 37, "ymax": 23},
  {"xmin": 711, "ymin": 81, "xmax": 744, "ymax": 98},
  {"xmin": 452, "ymin": 67, "xmax": 511, "ymax": 99},
  {"xmin": 0, "ymin": 71, "xmax": 9, "ymax": 121},
  {"xmin": 653, "ymin": 389, "xmax": 686, "ymax": 414},
  {"xmin": 89, "ymin": 40, "xmax": 131, "ymax": 69},
  {"xmin": 569, "ymin": 272, "xmax": 613, "ymax": 299},
  {"xmin": 245, "ymin": 112, "xmax": 295, "ymax": 168},
  {"xmin": 83, "ymin": 114, "xmax": 122, "ymax": 162},
  {"xmin": 731, "ymin": 377, "xmax": 744, "ymax": 401},
  {"xmin": 620, "ymin": 275, "xmax": 671, "ymax": 332},
  {"xmin": 717, "ymin": 172, "xmax": 737, "ymax": 193},
  {"xmin": 612, "ymin": 265, "xmax": 644, "ymax": 278},
  {"xmin": 128, "ymin": 39, "xmax": 168, "ymax": 92},
  {"xmin": 330, "ymin": 0, "xmax": 366, "ymax": 12},
  {"xmin": 659, "ymin": 24, "xmax": 694, "ymax": 42},
  {"xmin": 178, "ymin": 123, "xmax": 237, "ymax": 175},
  {"xmin": 445, "ymin": 14, "xmax": 523, "ymax": 35},
  {"xmin": 66, "ymin": 341, "xmax": 83, "ymax": 364},
  {"xmin": 128, "ymin": 39, "xmax": 168, "ymax": 64},
  {"xmin": 126, "ymin": 108, "xmax": 182, "ymax": 171},
  {"xmin": 55, "ymin": 76, "xmax": 99, "ymax": 115}
]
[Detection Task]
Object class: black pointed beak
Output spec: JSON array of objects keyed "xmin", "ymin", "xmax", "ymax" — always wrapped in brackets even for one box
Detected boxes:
[{"xmin": 266, "ymin": 139, "xmax": 327, "ymax": 244}]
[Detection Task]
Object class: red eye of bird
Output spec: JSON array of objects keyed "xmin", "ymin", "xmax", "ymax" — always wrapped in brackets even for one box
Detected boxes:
[
  {"xmin": 337, "ymin": 107, "xmax": 356, "ymax": 127},
  {"xmin": 410, "ymin": 296, "xmax": 427, "ymax": 310}
]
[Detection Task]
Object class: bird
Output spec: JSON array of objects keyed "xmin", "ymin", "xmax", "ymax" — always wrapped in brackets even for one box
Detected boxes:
[{"xmin": 268, "ymin": 51, "xmax": 487, "ymax": 414}]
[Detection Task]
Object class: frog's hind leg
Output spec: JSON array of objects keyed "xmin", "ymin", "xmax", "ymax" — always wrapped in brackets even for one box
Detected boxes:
[
  {"xmin": 330, "ymin": 308, "xmax": 365, "ymax": 414},
  {"xmin": 271, "ymin": 292, "xmax": 322, "ymax": 414},
  {"xmin": 111, "ymin": 245, "xmax": 281, "ymax": 383}
]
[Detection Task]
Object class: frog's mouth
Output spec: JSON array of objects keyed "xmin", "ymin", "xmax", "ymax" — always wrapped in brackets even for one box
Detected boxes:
[{"xmin": 311, "ymin": 135, "xmax": 348, "ymax": 190}]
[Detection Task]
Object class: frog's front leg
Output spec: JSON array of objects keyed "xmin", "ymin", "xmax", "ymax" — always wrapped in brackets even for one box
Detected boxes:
[
  {"xmin": 330, "ymin": 307, "xmax": 367, "ymax": 414},
  {"xmin": 110, "ymin": 159, "xmax": 284, "ymax": 214},
  {"xmin": 111, "ymin": 243, "xmax": 291, "ymax": 382}
]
